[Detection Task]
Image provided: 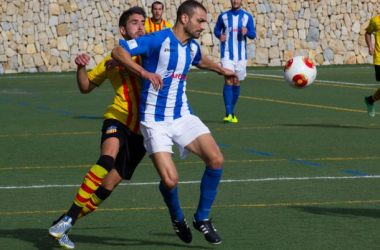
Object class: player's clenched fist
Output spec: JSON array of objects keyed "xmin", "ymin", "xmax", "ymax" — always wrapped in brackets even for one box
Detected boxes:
[
  {"xmin": 142, "ymin": 71, "xmax": 163, "ymax": 91},
  {"xmin": 75, "ymin": 54, "xmax": 90, "ymax": 66},
  {"xmin": 220, "ymin": 33, "xmax": 226, "ymax": 42},
  {"xmin": 241, "ymin": 26, "xmax": 247, "ymax": 35}
]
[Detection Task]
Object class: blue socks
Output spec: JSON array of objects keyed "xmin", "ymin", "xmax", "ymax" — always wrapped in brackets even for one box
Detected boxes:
[
  {"xmin": 159, "ymin": 167, "xmax": 223, "ymax": 222},
  {"xmin": 231, "ymin": 85, "xmax": 240, "ymax": 113},
  {"xmin": 224, "ymin": 84, "xmax": 241, "ymax": 115},
  {"xmin": 159, "ymin": 181, "xmax": 184, "ymax": 221},
  {"xmin": 223, "ymin": 84, "xmax": 233, "ymax": 115},
  {"xmin": 194, "ymin": 166, "xmax": 223, "ymax": 222}
]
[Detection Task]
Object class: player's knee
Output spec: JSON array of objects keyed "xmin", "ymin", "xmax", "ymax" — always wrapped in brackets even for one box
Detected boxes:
[
  {"xmin": 161, "ymin": 176, "xmax": 178, "ymax": 190},
  {"xmin": 208, "ymin": 152, "xmax": 224, "ymax": 169},
  {"xmin": 101, "ymin": 170, "xmax": 123, "ymax": 190},
  {"xmin": 101, "ymin": 181, "xmax": 119, "ymax": 191},
  {"xmin": 96, "ymin": 155, "xmax": 115, "ymax": 172}
]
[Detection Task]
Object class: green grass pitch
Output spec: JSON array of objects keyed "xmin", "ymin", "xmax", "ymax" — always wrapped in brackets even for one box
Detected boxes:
[{"xmin": 1, "ymin": 64, "xmax": 380, "ymax": 249}]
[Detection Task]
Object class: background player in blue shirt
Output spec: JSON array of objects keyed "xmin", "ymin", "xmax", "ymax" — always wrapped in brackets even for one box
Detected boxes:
[
  {"xmin": 112, "ymin": 0, "xmax": 238, "ymax": 245},
  {"xmin": 214, "ymin": 0, "xmax": 256, "ymax": 123}
]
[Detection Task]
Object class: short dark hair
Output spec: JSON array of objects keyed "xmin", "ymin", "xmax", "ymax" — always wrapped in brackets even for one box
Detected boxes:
[
  {"xmin": 119, "ymin": 6, "xmax": 147, "ymax": 27},
  {"xmin": 176, "ymin": 0, "xmax": 207, "ymax": 22},
  {"xmin": 151, "ymin": 1, "xmax": 164, "ymax": 9}
]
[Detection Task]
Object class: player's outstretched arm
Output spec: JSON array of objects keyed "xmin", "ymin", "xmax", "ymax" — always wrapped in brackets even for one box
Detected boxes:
[
  {"xmin": 111, "ymin": 46, "xmax": 163, "ymax": 91},
  {"xmin": 111, "ymin": 46, "xmax": 144, "ymax": 76},
  {"xmin": 75, "ymin": 54, "xmax": 97, "ymax": 94},
  {"xmin": 365, "ymin": 32, "xmax": 374, "ymax": 56},
  {"xmin": 196, "ymin": 55, "xmax": 238, "ymax": 84},
  {"xmin": 196, "ymin": 54, "xmax": 222, "ymax": 72}
]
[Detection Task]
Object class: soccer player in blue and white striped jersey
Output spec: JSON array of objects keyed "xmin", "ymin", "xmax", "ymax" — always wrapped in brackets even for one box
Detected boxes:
[
  {"xmin": 112, "ymin": 0, "xmax": 238, "ymax": 245},
  {"xmin": 214, "ymin": 0, "xmax": 256, "ymax": 123}
]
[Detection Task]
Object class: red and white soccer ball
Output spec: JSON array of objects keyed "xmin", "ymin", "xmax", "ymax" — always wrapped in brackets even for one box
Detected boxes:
[{"xmin": 283, "ymin": 56, "xmax": 317, "ymax": 88}]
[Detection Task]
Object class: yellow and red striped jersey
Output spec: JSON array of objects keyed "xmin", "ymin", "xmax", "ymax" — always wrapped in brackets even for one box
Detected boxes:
[
  {"xmin": 145, "ymin": 18, "xmax": 172, "ymax": 34},
  {"xmin": 366, "ymin": 15, "xmax": 380, "ymax": 65},
  {"xmin": 87, "ymin": 54, "xmax": 142, "ymax": 134}
]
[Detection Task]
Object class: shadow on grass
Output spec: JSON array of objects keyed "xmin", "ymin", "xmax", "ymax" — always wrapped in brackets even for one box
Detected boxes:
[
  {"xmin": 73, "ymin": 116, "xmax": 103, "ymax": 120},
  {"xmin": 202, "ymin": 119, "xmax": 227, "ymax": 125},
  {"xmin": 0, "ymin": 228, "xmax": 213, "ymax": 250},
  {"xmin": 281, "ymin": 123, "xmax": 379, "ymax": 130},
  {"xmin": 291, "ymin": 206, "xmax": 380, "ymax": 219}
]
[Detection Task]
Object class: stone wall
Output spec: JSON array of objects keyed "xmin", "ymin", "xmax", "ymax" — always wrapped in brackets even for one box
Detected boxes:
[{"xmin": 0, "ymin": 0, "xmax": 379, "ymax": 73}]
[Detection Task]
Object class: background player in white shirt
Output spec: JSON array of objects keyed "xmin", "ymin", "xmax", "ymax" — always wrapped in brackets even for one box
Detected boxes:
[{"xmin": 214, "ymin": 0, "xmax": 256, "ymax": 123}]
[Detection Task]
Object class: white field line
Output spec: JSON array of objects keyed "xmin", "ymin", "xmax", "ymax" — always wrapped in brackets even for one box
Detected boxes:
[
  {"xmin": 1, "ymin": 175, "xmax": 380, "ymax": 190},
  {"xmin": 2, "ymin": 71, "xmax": 378, "ymax": 86},
  {"xmin": 247, "ymin": 73, "xmax": 380, "ymax": 87}
]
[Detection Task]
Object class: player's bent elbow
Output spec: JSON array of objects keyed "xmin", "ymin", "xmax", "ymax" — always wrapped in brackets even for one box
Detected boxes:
[
  {"xmin": 77, "ymin": 85, "xmax": 93, "ymax": 94},
  {"xmin": 248, "ymin": 33, "xmax": 256, "ymax": 40},
  {"xmin": 79, "ymin": 89, "xmax": 91, "ymax": 94},
  {"xmin": 111, "ymin": 46, "xmax": 122, "ymax": 61}
]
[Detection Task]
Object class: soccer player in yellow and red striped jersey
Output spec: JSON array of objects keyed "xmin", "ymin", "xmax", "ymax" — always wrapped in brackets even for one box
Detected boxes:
[
  {"xmin": 364, "ymin": 14, "xmax": 380, "ymax": 117},
  {"xmin": 48, "ymin": 7, "xmax": 147, "ymax": 249},
  {"xmin": 145, "ymin": 1, "xmax": 172, "ymax": 34}
]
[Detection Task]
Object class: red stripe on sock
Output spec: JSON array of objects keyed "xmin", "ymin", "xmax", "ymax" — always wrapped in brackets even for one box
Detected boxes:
[
  {"xmin": 87, "ymin": 171, "xmax": 103, "ymax": 184},
  {"xmin": 81, "ymin": 182, "xmax": 96, "ymax": 194},
  {"xmin": 76, "ymin": 193, "xmax": 89, "ymax": 204},
  {"xmin": 85, "ymin": 202, "xmax": 96, "ymax": 211}
]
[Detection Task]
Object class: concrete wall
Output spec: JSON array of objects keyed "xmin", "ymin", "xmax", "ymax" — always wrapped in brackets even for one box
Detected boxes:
[{"xmin": 0, "ymin": 0, "xmax": 379, "ymax": 73}]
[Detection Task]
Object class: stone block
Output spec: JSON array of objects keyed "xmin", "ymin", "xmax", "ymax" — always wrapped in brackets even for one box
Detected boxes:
[
  {"xmin": 40, "ymin": 50, "xmax": 49, "ymax": 66},
  {"xmin": 5, "ymin": 48, "xmax": 17, "ymax": 57},
  {"xmin": 269, "ymin": 46, "xmax": 280, "ymax": 59},
  {"xmin": 63, "ymin": 2, "xmax": 71, "ymax": 12},
  {"xmin": 57, "ymin": 23, "xmax": 69, "ymax": 36},
  {"xmin": 22, "ymin": 54, "xmax": 35, "ymax": 67},
  {"xmin": 201, "ymin": 33, "xmax": 213, "ymax": 46},
  {"xmin": 255, "ymin": 47, "xmax": 269, "ymax": 64},
  {"xmin": 0, "ymin": 55, "xmax": 7, "ymax": 62},
  {"xmin": 344, "ymin": 52, "xmax": 357, "ymax": 64},
  {"xmin": 6, "ymin": 3, "xmax": 16, "ymax": 15},
  {"xmin": 92, "ymin": 43, "xmax": 104, "ymax": 54},
  {"xmin": 315, "ymin": 54, "xmax": 324, "ymax": 65},
  {"xmin": 49, "ymin": 3, "xmax": 60, "ymax": 15},
  {"xmin": 23, "ymin": 22, "xmax": 34, "ymax": 35},
  {"xmin": 26, "ymin": 44, "xmax": 36, "ymax": 54},
  {"xmin": 33, "ymin": 53, "xmax": 44, "ymax": 67}
]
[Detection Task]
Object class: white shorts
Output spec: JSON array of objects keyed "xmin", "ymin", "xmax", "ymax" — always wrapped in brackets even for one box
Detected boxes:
[
  {"xmin": 221, "ymin": 58, "xmax": 247, "ymax": 81},
  {"xmin": 140, "ymin": 115, "xmax": 211, "ymax": 159}
]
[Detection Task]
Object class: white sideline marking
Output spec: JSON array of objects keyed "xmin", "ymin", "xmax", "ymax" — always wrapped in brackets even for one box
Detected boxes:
[
  {"xmin": 1, "ymin": 175, "xmax": 380, "ymax": 190},
  {"xmin": 247, "ymin": 73, "xmax": 380, "ymax": 87},
  {"xmin": 2, "ymin": 71, "xmax": 378, "ymax": 86}
]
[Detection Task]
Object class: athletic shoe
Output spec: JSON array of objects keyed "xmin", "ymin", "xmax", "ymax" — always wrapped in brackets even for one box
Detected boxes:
[
  {"xmin": 364, "ymin": 96, "xmax": 375, "ymax": 117},
  {"xmin": 231, "ymin": 113, "xmax": 238, "ymax": 123},
  {"xmin": 223, "ymin": 114, "xmax": 232, "ymax": 123},
  {"xmin": 172, "ymin": 218, "xmax": 192, "ymax": 243},
  {"xmin": 49, "ymin": 215, "xmax": 73, "ymax": 238},
  {"xmin": 193, "ymin": 218, "xmax": 221, "ymax": 244},
  {"xmin": 58, "ymin": 234, "xmax": 75, "ymax": 249},
  {"xmin": 52, "ymin": 213, "xmax": 66, "ymax": 226}
]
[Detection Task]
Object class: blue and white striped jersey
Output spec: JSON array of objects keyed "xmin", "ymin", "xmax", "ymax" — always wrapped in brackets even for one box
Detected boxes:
[
  {"xmin": 214, "ymin": 9, "xmax": 256, "ymax": 61},
  {"xmin": 119, "ymin": 29, "xmax": 202, "ymax": 122}
]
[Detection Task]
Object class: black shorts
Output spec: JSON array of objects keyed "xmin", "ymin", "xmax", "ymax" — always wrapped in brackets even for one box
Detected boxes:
[
  {"xmin": 100, "ymin": 119, "xmax": 146, "ymax": 180},
  {"xmin": 375, "ymin": 65, "xmax": 380, "ymax": 82}
]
